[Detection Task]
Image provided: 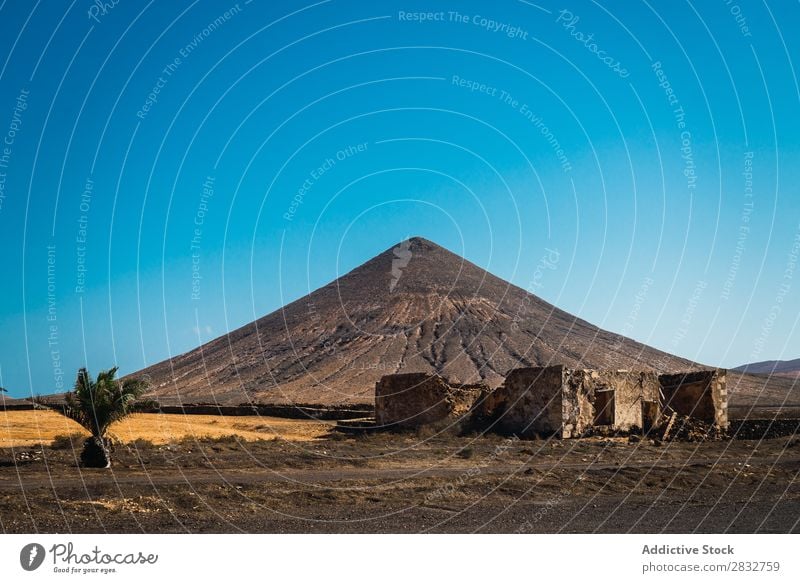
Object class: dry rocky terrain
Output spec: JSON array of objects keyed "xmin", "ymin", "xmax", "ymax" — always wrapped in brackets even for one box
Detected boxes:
[{"xmin": 1, "ymin": 422, "xmax": 799, "ymax": 533}]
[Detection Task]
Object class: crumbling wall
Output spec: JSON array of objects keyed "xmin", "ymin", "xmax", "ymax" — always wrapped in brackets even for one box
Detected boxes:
[
  {"xmin": 472, "ymin": 385, "xmax": 509, "ymax": 423},
  {"xmin": 494, "ymin": 366, "xmax": 565, "ymax": 437},
  {"xmin": 478, "ymin": 367, "xmax": 661, "ymax": 438},
  {"xmin": 714, "ymin": 371, "xmax": 729, "ymax": 429},
  {"xmin": 374, "ymin": 373, "xmax": 486, "ymax": 429},
  {"xmin": 603, "ymin": 370, "xmax": 659, "ymax": 432},
  {"xmin": 561, "ymin": 370, "xmax": 593, "ymax": 438},
  {"xmin": 451, "ymin": 383, "xmax": 492, "ymax": 420},
  {"xmin": 560, "ymin": 370, "xmax": 660, "ymax": 436},
  {"xmin": 659, "ymin": 370, "xmax": 728, "ymax": 429}
]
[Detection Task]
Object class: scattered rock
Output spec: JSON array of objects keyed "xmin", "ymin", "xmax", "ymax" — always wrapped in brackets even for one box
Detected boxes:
[
  {"xmin": 11, "ymin": 449, "xmax": 45, "ymax": 465},
  {"xmin": 658, "ymin": 414, "xmax": 725, "ymax": 442}
]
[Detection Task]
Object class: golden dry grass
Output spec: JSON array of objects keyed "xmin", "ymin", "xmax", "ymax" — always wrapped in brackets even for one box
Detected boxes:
[{"xmin": 0, "ymin": 410, "xmax": 333, "ymax": 447}]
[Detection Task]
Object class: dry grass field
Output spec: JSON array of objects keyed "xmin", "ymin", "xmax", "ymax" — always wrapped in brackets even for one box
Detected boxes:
[{"xmin": 0, "ymin": 409, "xmax": 334, "ymax": 447}]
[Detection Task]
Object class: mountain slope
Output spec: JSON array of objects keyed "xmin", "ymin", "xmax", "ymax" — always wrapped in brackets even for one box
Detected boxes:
[
  {"xmin": 136, "ymin": 238, "xmax": 794, "ymax": 407},
  {"xmin": 733, "ymin": 358, "xmax": 800, "ymax": 378}
]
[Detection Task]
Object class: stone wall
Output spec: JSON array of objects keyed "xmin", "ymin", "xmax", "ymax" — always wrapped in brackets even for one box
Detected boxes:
[
  {"xmin": 659, "ymin": 370, "xmax": 728, "ymax": 429},
  {"xmin": 561, "ymin": 370, "xmax": 660, "ymax": 437},
  {"xmin": 479, "ymin": 368, "xmax": 662, "ymax": 438},
  {"xmin": 561, "ymin": 370, "xmax": 592, "ymax": 437},
  {"xmin": 493, "ymin": 366, "xmax": 566, "ymax": 437},
  {"xmin": 374, "ymin": 372, "xmax": 486, "ymax": 429}
]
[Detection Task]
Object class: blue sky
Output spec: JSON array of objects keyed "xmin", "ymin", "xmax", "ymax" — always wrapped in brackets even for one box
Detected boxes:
[{"xmin": 0, "ymin": 0, "xmax": 798, "ymax": 397}]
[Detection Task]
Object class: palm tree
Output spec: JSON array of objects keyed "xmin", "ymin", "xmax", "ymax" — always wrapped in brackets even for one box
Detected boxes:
[{"xmin": 60, "ymin": 367, "xmax": 150, "ymax": 468}]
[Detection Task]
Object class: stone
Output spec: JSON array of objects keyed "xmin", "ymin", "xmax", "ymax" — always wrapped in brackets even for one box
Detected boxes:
[{"xmin": 374, "ymin": 372, "xmax": 487, "ymax": 430}]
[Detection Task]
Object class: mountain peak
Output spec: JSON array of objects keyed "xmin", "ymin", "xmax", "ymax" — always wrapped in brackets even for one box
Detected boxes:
[
  {"xmin": 339, "ymin": 236, "xmax": 489, "ymax": 298},
  {"xmin": 377, "ymin": 236, "xmax": 453, "ymax": 258},
  {"xmin": 405, "ymin": 236, "xmax": 442, "ymax": 250},
  {"xmin": 138, "ymin": 237, "xmax": 694, "ymax": 405}
]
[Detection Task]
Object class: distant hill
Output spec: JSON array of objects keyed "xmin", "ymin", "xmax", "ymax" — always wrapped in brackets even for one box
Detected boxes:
[
  {"xmin": 132, "ymin": 237, "xmax": 799, "ymax": 408},
  {"xmin": 0, "ymin": 393, "xmax": 35, "ymax": 409},
  {"xmin": 733, "ymin": 358, "xmax": 800, "ymax": 379}
]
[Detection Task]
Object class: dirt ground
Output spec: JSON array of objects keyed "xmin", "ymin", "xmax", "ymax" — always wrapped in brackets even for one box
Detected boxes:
[
  {"xmin": 1, "ymin": 419, "xmax": 799, "ymax": 533},
  {"xmin": 0, "ymin": 410, "xmax": 332, "ymax": 447}
]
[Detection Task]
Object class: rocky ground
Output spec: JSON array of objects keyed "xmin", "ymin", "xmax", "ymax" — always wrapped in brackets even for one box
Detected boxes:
[{"xmin": 1, "ymin": 430, "xmax": 799, "ymax": 533}]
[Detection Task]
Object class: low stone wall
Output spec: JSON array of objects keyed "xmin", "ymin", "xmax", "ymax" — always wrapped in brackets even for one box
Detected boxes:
[
  {"xmin": 0, "ymin": 402, "xmax": 37, "ymax": 411},
  {"xmin": 147, "ymin": 403, "xmax": 373, "ymax": 420},
  {"xmin": 729, "ymin": 418, "xmax": 800, "ymax": 439},
  {"xmin": 374, "ymin": 373, "xmax": 487, "ymax": 429}
]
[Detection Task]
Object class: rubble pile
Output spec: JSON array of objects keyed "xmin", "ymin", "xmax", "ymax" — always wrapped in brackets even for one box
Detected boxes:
[{"xmin": 658, "ymin": 413, "xmax": 726, "ymax": 442}]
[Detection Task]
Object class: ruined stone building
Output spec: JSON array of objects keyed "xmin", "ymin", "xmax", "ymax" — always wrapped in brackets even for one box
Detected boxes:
[
  {"xmin": 374, "ymin": 366, "xmax": 728, "ymax": 438},
  {"xmin": 659, "ymin": 370, "xmax": 728, "ymax": 429},
  {"xmin": 491, "ymin": 366, "xmax": 662, "ymax": 438},
  {"xmin": 374, "ymin": 372, "xmax": 487, "ymax": 429}
]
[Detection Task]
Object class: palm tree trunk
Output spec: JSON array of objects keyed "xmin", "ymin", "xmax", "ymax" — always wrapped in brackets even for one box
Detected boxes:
[{"xmin": 80, "ymin": 436, "xmax": 111, "ymax": 468}]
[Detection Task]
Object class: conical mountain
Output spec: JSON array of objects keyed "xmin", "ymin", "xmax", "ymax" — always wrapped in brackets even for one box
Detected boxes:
[{"xmin": 137, "ymin": 237, "xmax": 792, "ymax": 407}]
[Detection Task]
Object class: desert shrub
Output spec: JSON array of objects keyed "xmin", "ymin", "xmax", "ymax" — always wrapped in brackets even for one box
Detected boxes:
[
  {"xmin": 127, "ymin": 438, "xmax": 155, "ymax": 450},
  {"xmin": 175, "ymin": 434, "xmax": 240, "ymax": 448},
  {"xmin": 327, "ymin": 430, "xmax": 352, "ymax": 441},
  {"xmin": 346, "ymin": 456, "xmax": 369, "ymax": 467},
  {"xmin": 211, "ymin": 434, "xmax": 241, "ymax": 443},
  {"xmin": 350, "ymin": 429, "xmax": 376, "ymax": 441},
  {"xmin": 456, "ymin": 447, "xmax": 475, "ymax": 459},
  {"xmin": 199, "ymin": 434, "xmax": 242, "ymax": 447},
  {"xmin": 50, "ymin": 433, "xmax": 85, "ymax": 450},
  {"xmin": 414, "ymin": 425, "xmax": 437, "ymax": 439}
]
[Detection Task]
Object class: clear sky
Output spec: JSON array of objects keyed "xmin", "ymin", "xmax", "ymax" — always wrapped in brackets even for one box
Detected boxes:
[{"xmin": 0, "ymin": 1, "xmax": 798, "ymax": 397}]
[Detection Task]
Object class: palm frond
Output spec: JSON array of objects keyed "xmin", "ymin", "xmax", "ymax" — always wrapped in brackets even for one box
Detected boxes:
[{"xmin": 59, "ymin": 367, "xmax": 150, "ymax": 437}]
